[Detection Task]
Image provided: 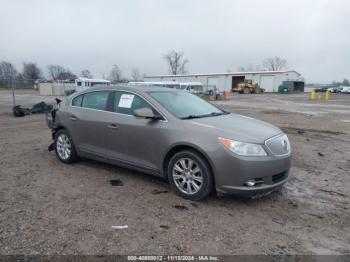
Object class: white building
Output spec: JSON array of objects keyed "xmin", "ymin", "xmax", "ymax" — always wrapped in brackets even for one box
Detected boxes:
[{"xmin": 145, "ymin": 70, "xmax": 304, "ymax": 93}]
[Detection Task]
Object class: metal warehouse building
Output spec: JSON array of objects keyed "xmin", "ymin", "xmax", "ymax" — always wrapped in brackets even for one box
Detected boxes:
[{"xmin": 145, "ymin": 70, "xmax": 304, "ymax": 93}]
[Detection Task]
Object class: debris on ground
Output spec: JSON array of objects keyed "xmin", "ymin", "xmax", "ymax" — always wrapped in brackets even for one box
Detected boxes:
[
  {"xmin": 297, "ymin": 129, "xmax": 306, "ymax": 135},
  {"xmin": 190, "ymin": 202, "xmax": 198, "ymax": 208},
  {"xmin": 276, "ymin": 244, "xmax": 288, "ymax": 252},
  {"xmin": 13, "ymin": 102, "xmax": 52, "ymax": 117},
  {"xmin": 318, "ymin": 152, "xmax": 324, "ymax": 157},
  {"xmin": 308, "ymin": 213, "xmax": 324, "ymax": 219},
  {"xmin": 174, "ymin": 205, "xmax": 188, "ymax": 211},
  {"xmin": 0, "ymin": 197, "xmax": 6, "ymax": 203},
  {"xmin": 152, "ymin": 189, "xmax": 168, "ymax": 195},
  {"xmin": 288, "ymin": 199, "xmax": 298, "ymax": 208},
  {"xmin": 110, "ymin": 179, "xmax": 124, "ymax": 186},
  {"xmin": 281, "ymin": 126, "xmax": 345, "ymax": 136},
  {"xmin": 272, "ymin": 218, "xmax": 286, "ymax": 226},
  {"xmin": 160, "ymin": 225, "xmax": 170, "ymax": 229},
  {"xmin": 111, "ymin": 225, "xmax": 128, "ymax": 229},
  {"xmin": 13, "ymin": 105, "xmax": 31, "ymax": 117}
]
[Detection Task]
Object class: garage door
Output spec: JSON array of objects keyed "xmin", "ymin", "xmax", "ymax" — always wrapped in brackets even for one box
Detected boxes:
[{"xmin": 260, "ymin": 76, "xmax": 275, "ymax": 92}]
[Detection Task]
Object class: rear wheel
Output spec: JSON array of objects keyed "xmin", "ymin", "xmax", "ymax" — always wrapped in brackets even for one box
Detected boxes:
[
  {"xmin": 167, "ymin": 150, "xmax": 213, "ymax": 200},
  {"xmin": 54, "ymin": 129, "xmax": 79, "ymax": 164},
  {"xmin": 243, "ymin": 87, "xmax": 250, "ymax": 94}
]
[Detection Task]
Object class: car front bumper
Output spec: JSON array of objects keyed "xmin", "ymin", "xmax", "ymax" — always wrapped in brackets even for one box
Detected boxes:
[
  {"xmin": 209, "ymin": 148, "xmax": 292, "ymax": 196},
  {"xmin": 216, "ymin": 170, "xmax": 290, "ymax": 196}
]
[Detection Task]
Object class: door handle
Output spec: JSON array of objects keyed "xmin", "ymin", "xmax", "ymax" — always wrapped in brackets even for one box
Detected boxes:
[
  {"xmin": 107, "ymin": 123, "xmax": 119, "ymax": 129},
  {"xmin": 70, "ymin": 116, "xmax": 79, "ymax": 121}
]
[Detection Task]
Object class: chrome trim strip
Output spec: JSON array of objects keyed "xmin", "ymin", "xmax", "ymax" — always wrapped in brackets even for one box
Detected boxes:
[{"xmin": 69, "ymin": 89, "xmax": 168, "ymax": 122}]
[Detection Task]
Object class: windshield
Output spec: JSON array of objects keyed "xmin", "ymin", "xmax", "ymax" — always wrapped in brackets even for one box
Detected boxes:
[{"xmin": 148, "ymin": 91, "xmax": 226, "ymax": 119}]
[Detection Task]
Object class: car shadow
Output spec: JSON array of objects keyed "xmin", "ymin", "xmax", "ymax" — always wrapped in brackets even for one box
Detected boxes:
[{"xmin": 77, "ymin": 158, "xmax": 289, "ymax": 207}]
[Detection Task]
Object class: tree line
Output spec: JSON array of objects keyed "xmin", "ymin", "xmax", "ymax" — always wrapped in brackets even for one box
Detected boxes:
[
  {"xmin": 332, "ymin": 79, "xmax": 350, "ymax": 87},
  {"xmin": 0, "ymin": 50, "xmax": 187, "ymax": 88},
  {"xmin": 0, "ymin": 61, "xmax": 145, "ymax": 88},
  {"xmin": 5, "ymin": 51, "xmax": 338, "ymax": 88}
]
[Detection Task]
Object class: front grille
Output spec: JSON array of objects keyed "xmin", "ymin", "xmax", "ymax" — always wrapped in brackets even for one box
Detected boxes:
[
  {"xmin": 265, "ymin": 134, "xmax": 290, "ymax": 156},
  {"xmin": 272, "ymin": 171, "xmax": 288, "ymax": 183}
]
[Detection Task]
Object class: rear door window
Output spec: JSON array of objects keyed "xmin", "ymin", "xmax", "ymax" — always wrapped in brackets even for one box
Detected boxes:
[
  {"xmin": 113, "ymin": 91, "xmax": 153, "ymax": 115},
  {"xmin": 81, "ymin": 91, "xmax": 110, "ymax": 110}
]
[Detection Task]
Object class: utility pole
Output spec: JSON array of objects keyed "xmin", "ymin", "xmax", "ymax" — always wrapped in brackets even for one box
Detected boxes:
[{"xmin": 10, "ymin": 69, "xmax": 16, "ymax": 107}]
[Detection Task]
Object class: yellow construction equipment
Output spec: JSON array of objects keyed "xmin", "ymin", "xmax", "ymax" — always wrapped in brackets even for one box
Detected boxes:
[{"xmin": 233, "ymin": 80, "xmax": 264, "ymax": 94}]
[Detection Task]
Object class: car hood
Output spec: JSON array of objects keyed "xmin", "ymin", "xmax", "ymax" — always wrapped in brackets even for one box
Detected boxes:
[{"xmin": 185, "ymin": 113, "xmax": 282, "ymax": 143}]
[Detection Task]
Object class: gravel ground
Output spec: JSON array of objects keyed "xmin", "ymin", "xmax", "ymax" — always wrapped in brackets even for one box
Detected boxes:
[{"xmin": 0, "ymin": 89, "xmax": 349, "ymax": 255}]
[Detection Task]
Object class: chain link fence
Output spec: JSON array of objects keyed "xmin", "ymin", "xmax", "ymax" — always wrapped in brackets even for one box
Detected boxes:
[{"xmin": 0, "ymin": 78, "xmax": 38, "ymax": 90}]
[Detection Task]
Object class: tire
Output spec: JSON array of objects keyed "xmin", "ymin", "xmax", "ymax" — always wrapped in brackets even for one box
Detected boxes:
[
  {"xmin": 167, "ymin": 150, "xmax": 214, "ymax": 201},
  {"xmin": 54, "ymin": 129, "xmax": 79, "ymax": 164},
  {"xmin": 243, "ymin": 88, "xmax": 250, "ymax": 94}
]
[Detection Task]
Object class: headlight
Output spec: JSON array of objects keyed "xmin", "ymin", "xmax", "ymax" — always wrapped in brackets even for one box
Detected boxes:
[{"xmin": 218, "ymin": 137, "xmax": 267, "ymax": 157}]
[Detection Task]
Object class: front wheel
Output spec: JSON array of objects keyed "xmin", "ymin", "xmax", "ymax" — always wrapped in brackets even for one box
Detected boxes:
[
  {"xmin": 167, "ymin": 150, "xmax": 214, "ymax": 201},
  {"xmin": 54, "ymin": 129, "xmax": 79, "ymax": 164},
  {"xmin": 243, "ymin": 88, "xmax": 250, "ymax": 94}
]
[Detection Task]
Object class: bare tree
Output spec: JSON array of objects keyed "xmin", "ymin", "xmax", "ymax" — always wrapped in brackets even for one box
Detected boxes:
[
  {"xmin": 163, "ymin": 50, "xmax": 188, "ymax": 75},
  {"xmin": 109, "ymin": 65, "xmax": 122, "ymax": 84},
  {"xmin": 47, "ymin": 64, "xmax": 66, "ymax": 80},
  {"xmin": 0, "ymin": 61, "xmax": 18, "ymax": 89},
  {"xmin": 80, "ymin": 69, "xmax": 93, "ymax": 78},
  {"xmin": 332, "ymin": 81, "xmax": 341, "ymax": 87},
  {"xmin": 22, "ymin": 62, "xmax": 42, "ymax": 83},
  {"xmin": 130, "ymin": 68, "xmax": 141, "ymax": 81},
  {"xmin": 56, "ymin": 69, "xmax": 76, "ymax": 80},
  {"xmin": 342, "ymin": 79, "xmax": 350, "ymax": 86},
  {"xmin": 263, "ymin": 56, "xmax": 288, "ymax": 71},
  {"xmin": 0, "ymin": 61, "xmax": 18, "ymax": 81}
]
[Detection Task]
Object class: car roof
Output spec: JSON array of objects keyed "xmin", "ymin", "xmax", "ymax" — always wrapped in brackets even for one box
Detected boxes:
[{"xmin": 80, "ymin": 84, "xmax": 178, "ymax": 94}]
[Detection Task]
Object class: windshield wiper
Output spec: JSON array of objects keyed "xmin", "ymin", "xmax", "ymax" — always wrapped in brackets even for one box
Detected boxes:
[
  {"xmin": 209, "ymin": 112, "xmax": 224, "ymax": 116},
  {"xmin": 180, "ymin": 112, "xmax": 227, "ymax": 119},
  {"xmin": 180, "ymin": 115, "xmax": 204, "ymax": 119},
  {"xmin": 220, "ymin": 110, "xmax": 230, "ymax": 114}
]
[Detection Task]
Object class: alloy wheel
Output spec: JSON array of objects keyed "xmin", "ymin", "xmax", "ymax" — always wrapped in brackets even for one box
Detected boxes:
[
  {"xmin": 172, "ymin": 158, "xmax": 203, "ymax": 195},
  {"xmin": 56, "ymin": 134, "xmax": 71, "ymax": 160}
]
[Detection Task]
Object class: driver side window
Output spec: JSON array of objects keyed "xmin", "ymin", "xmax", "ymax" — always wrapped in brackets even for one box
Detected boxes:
[{"xmin": 113, "ymin": 91, "xmax": 153, "ymax": 115}]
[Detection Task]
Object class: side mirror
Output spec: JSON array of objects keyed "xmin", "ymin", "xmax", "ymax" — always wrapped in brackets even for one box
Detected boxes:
[{"xmin": 133, "ymin": 107, "xmax": 160, "ymax": 120}]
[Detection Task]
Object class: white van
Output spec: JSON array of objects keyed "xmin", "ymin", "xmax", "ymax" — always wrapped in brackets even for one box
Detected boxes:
[{"xmin": 340, "ymin": 86, "xmax": 350, "ymax": 93}]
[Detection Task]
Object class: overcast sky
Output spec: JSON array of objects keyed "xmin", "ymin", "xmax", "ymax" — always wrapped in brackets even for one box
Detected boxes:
[{"xmin": 0, "ymin": 0, "xmax": 349, "ymax": 83}]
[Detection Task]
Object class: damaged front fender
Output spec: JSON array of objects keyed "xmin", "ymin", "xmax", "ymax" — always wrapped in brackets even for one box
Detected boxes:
[{"xmin": 45, "ymin": 98, "xmax": 62, "ymax": 130}]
